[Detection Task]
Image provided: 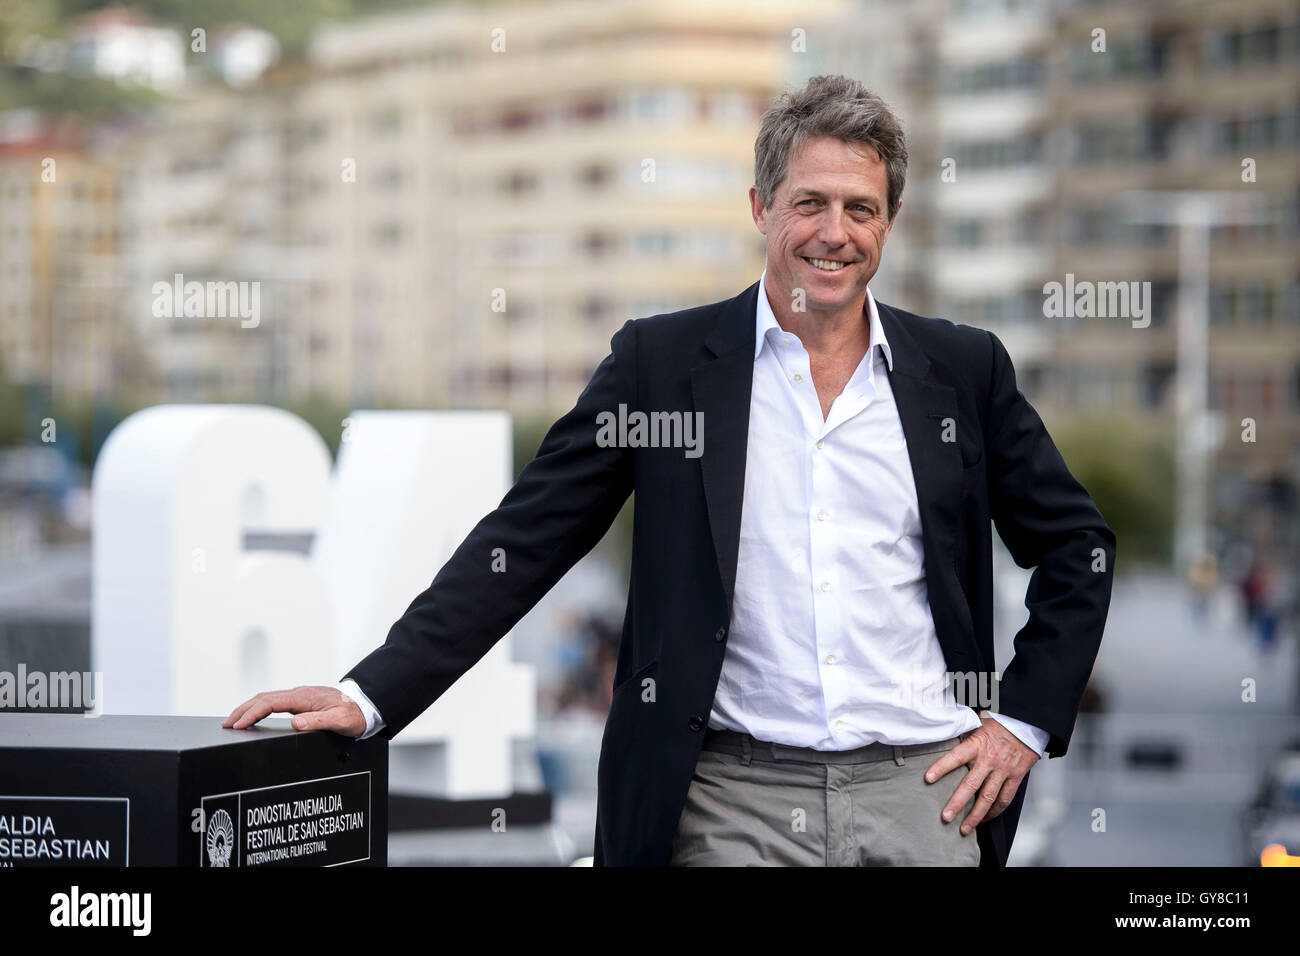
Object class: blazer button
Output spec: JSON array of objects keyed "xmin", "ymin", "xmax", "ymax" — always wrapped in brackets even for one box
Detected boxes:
[
  {"xmin": 688, "ymin": 715, "xmax": 704, "ymax": 732},
  {"xmin": 714, "ymin": 626, "xmax": 727, "ymax": 642}
]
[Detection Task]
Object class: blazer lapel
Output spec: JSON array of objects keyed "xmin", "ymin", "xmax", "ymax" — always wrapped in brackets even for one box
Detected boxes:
[
  {"xmin": 687, "ymin": 287, "xmax": 973, "ymax": 652},
  {"xmin": 877, "ymin": 301, "xmax": 974, "ymax": 653},
  {"xmin": 690, "ymin": 281, "xmax": 759, "ymax": 607}
]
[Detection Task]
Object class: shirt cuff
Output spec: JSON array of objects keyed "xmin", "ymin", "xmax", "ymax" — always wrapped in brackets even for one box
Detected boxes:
[
  {"xmin": 985, "ymin": 712, "xmax": 1049, "ymax": 757},
  {"xmin": 332, "ymin": 679, "xmax": 386, "ymax": 740}
]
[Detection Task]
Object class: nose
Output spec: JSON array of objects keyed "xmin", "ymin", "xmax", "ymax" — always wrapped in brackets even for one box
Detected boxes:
[{"xmin": 816, "ymin": 203, "xmax": 850, "ymax": 248}]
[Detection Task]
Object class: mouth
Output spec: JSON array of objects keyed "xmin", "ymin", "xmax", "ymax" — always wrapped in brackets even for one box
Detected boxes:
[{"xmin": 802, "ymin": 256, "xmax": 852, "ymax": 274}]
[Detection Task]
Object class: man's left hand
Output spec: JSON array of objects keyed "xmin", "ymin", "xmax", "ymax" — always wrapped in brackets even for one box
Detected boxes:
[{"xmin": 924, "ymin": 713, "xmax": 1039, "ymax": 836}]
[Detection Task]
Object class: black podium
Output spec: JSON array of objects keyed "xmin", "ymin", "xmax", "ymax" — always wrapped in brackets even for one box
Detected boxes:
[{"xmin": 0, "ymin": 714, "xmax": 386, "ymax": 867}]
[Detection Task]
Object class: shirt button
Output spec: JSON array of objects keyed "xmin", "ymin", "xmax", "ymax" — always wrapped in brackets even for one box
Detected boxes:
[
  {"xmin": 820, "ymin": 581, "xmax": 830, "ymax": 592},
  {"xmin": 792, "ymin": 373, "xmax": 803, "ymax": 382},
  {"xmin": 816, "ymin": 440, "xmax": 825, "ymax": 449},
  {"xmin": 825, "ymin": 655, "xmax": 836, "ymax": 664},
  {"xmin": 835, "ymin": 719, "xmax": 844, "ymax": 729},
  {"xmin": 816, "ymin": 509, "xmax": 827, "ymax": 521}
]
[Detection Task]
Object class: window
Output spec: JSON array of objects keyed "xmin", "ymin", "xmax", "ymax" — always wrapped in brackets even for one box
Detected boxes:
[
  {"xmin": 580, "ymin": 232, "xmax": 615, "ymax": 257},
  {"xmin": 943, "ymin": 57, "xmax": 1043, "ymax": 94},
  {"xmin": 582, "ymin": 295, "xmax": 610, "ymax": 323},
  {"xmin": 369, "ymin": 107, "xmax": 402, "ymax": 136},
  {"xmin": 632, "ymin": 233, "xmax": 674, "ymax": 256},
  {"xmin": 569, "ymin": 98, "xmax": 609, "ymax": 124},
  {"xmin": 621, "ymin": 86, "xmax": 694, "ymax": 122},
  {"xmin": 947, "ymin": 134, "xmax": 1042, "ymax": 170},
  {"xmin": 502, "ymin": 170, "xmax": 538, "ymax": 195},
  {"xmin": 372, "ymin": 220, "xmax": 403, "ymax": 246},
  {"xmin": 577, "ymin": 163, "xmax": 612, "ymax": 188}
]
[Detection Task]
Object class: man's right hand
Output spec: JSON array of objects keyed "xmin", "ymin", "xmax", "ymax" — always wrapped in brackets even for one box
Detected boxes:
[{"xmin": 223, "ymin": 686, "xmax": 365, "ymax": 737}]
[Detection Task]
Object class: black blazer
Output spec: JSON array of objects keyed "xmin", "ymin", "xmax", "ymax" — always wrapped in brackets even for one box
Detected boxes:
[{"xmin": 344, "ymin": 279, "xmax": 1116, "ymax": 866}]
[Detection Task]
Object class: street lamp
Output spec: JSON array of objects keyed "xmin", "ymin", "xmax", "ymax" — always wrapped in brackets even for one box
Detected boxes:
[{"xmin": 1124, "ymin": 190, "xmax": 1268, "ymax": 572}]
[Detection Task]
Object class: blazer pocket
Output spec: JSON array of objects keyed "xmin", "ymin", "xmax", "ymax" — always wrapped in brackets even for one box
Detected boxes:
[{"xmin": 613, "ymin": 656, "xmax": 659, "ymax": 697}]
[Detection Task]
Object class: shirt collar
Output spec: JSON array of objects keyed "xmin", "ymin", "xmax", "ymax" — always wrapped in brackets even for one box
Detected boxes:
[{"xmin": 756, "ymin": 268, "xmax": 893, "ymax": 372}]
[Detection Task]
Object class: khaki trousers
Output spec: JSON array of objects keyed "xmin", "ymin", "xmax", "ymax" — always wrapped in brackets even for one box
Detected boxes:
[{"xmin": 669, "ymin": 729, "xmax": 981, "ymax": 866}]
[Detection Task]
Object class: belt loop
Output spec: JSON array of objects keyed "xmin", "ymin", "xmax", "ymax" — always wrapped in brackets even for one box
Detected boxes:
[
  {"xmin": 892, "ymin": 745, "xmax": 905, "ymax": 767},
  {"xmin": 741, "ymin": 734, "xmax": 752, "ymax": 767}
]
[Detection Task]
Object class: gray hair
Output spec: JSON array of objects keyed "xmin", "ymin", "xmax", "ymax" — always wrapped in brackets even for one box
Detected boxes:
[{"xmin": 753, "ymin": 74, "xmax": 908, "ymax": 223}]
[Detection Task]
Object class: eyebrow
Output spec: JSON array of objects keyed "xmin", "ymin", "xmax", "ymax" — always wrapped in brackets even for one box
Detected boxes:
[{"xmin": 790, "ymin": 188, "xmax": 882, "ymax": 208}]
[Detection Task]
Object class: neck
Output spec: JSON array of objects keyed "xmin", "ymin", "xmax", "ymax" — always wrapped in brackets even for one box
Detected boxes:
[{"xmin": 764, "ymin": 276, "xmax": 871, "ymax": 357}]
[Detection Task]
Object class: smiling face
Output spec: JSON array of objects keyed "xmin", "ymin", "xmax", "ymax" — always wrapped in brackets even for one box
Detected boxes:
[{"xmin": 750, "ymin": 134, "xmax": 898, "ymax": 322}]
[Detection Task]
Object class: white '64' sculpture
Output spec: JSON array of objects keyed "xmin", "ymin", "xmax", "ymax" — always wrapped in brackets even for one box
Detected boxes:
[{"xmin": 92, "ymin": 405, "xmax": 535, "ymax": 799}]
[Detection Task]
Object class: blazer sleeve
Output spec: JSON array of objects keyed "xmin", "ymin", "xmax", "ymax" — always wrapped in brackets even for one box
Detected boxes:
[
  {"xmin": 343, "ymin": 320, "xmax": 638, "ymax": 738},
  {"xmin": 983, "ymin": 329, "xmax": 1115, "ymax": 758}
]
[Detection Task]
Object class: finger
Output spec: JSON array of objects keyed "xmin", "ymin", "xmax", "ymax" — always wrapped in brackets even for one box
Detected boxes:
[
  {"xmin": 226, "ymin": 689, "xmax": 306, "ymax": 729},
  {"xmin": 290, "ymin": 707, "xmax": 353, "ymax": 734},
  {"xmin": 982, "ymin": 777, "xmax": 1021, "ymax": 824},
  {"xmin": 227, "ymin": 697, "xmax": 279, "ymax": 730},
  {"xmin": 960, "ymin": 773, "xmax": 1007, "ymax": 834},
  {"xmin": 222, "ymin": 694, "xmax": 263, "ymax": 727},
  {"xmin": 925, "ymin": 739, "xmax": 975, "ymax": 783},
  {"xmin": 941, "ymin": 762, "xmax": 990, "ymax": 823}
]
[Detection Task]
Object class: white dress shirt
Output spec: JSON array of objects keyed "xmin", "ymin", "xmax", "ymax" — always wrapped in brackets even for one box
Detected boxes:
[
  {"xmin": 337, "ymin": 272, "xmax": 1047, "ymax": 756},
  {"xmin": 706, "ymin": 270, "xmax": 1049, "ymax": 755}
]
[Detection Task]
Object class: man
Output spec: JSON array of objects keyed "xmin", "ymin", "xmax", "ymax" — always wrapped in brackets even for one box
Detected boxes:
[{"xmin": 225, "ymin": 74, "xmax": 1115, "ymax": 866}]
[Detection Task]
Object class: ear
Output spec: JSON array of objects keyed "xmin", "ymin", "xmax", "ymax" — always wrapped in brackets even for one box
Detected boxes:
[
  {"xmin": 884, "ymin": 198, "xmax": 902, "ymax": 238},
  {"xmin": 749, "ymin": 185, "xmax": 768, "ymax": 236}
]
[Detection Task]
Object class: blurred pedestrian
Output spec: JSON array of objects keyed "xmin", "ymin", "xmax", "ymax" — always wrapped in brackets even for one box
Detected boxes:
[
  {"xmin": 1241, "ymin": 554, "xmax": 1280, "ymax": 652},
  {"xmin": 1188, "ymin": 552, "xmax": 1218, "ymax": 623}
]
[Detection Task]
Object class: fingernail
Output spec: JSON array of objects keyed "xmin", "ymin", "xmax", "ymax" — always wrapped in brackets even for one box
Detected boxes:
[
  {"xmin": 292, "ymin": 716, "xmax": 305, "ymax": 729},
  {"xmin": 926, "ymin": 773, "xmax": 935, "ymax": 782},
  {"xmin": 943, "ymin": 810, "xmax": 952, "ymax": 821}
]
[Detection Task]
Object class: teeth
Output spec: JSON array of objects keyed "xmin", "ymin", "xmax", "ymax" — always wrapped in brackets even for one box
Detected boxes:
[{"xmin": 806, "ymin": 257, "xmax": 846, "ymax": 271}]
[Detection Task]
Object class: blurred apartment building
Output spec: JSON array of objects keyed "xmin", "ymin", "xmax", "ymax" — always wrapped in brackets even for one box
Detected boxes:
[
  {"xmin": 94, "ymin": 0, "xmax": 843, "ymax": 414},
  {"xmin": 813, "ymin": 0, "xmax": 1299, "ymax": 490},
  {"xmin": 0, "ymin": 112, "xmax": 143, "ymax": 404},
  {"xmin": 3, "ymin": 0, "xmax": 1293, "ymax": 484}
]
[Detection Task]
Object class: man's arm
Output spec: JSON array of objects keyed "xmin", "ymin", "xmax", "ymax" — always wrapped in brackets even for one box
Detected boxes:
[
  {"xmin": 925, "ymin": 329, "xmax": 1114, "ymax": 834},
  {"xmin": 225, "ymin": 320, "xmax": 637, "ymax": 737},
  {"xmin": 342, "ymin": 321, "xmax": 637, "ymax": 738},
  {"xmin": 983, "ymin": 329, "xmax": 1116, "ymax": 758}
]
